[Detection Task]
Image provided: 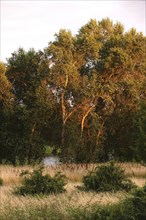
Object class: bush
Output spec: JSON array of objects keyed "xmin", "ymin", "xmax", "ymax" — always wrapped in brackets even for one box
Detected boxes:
[
  {"xmin": 109, "ymin": 183, "xmax": 146, "ymax": 220},
  {"xmin": 0, "ymin": 177, "xmax": 3, "ymax": 186},
  {"xmin": 128, "ymin": 183, "xmax": 146, "ymax": 220},
  {"xmin": 14, "ymin": 166, "xmax": 67, "ymax": 195},
  {"xmin": 83, "ymin": 162, "xmax": 135, "ymax": 192}
]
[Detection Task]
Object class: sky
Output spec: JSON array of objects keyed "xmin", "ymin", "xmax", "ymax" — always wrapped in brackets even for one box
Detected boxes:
[{"xmin": 1, "ymin": 0, "xmax": 146, "ymax": 62}]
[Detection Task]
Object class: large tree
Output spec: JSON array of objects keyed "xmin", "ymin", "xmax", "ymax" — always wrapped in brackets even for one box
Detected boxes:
[
  {"xmin": 45, "ymin": 18, "xmax": 146, "ymax": 162},
  {"xmin": 0, "ymin": 62, "xmax": 14, "ymax": 162},
  {"xmin": 1, "ymin": 18, "xmax": 145, "ymax": 164},
  {"xmin": 4, "ymin": 49, "xmax": 50, "ymax": 163}
]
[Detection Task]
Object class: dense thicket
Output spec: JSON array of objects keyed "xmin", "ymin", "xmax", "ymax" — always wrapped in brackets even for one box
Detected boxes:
[{"xmin": 0, "ymin": 18, "xmax": 146, "ymax": 164}]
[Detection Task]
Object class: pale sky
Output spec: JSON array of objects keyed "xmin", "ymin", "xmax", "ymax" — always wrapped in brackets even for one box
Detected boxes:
[{"xmin": 1, "ymin": 0, "xmax": 146, "ymax": 62}]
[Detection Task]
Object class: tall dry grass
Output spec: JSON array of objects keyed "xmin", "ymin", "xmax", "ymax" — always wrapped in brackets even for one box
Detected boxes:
[
  {"xmin": 0, "ymin": 163, "xmax": 146, "ymax": 219},
  {"xmin": 0, "ymin": 185, "xmax": 127, "ymax": 209},
  {"xmin": 119, "ymin": 162, "xmax": 146, "ymax": 178},
  {"xmin": 46, "ymin": 162, "xmax": 146, "ymax": 183},
  {"xmin": 0, "ymin": 186, "xmax": 128, "ymax": 220},
  {"xmin": 0, "ymin": 165, "xmax": 32, "ymax": 185},
  {"xmin": 0, "ymin": 162, "xmax": 146, "ymax": 186}
]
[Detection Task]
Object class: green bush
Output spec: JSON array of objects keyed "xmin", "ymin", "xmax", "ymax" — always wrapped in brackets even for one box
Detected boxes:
[
  {"xmin": 14, "ymin": 166, "xmax": 67, "ymax": 195},
  {"xmin": 128, "ymin": 183, "xmax": 146, "ymax": 220},
  {"xmin": 70, "ymin": 184, "xmax": 146, "ymax": 220},
  {"xmin": 0, "ymin": 177, "xmax": 3, "ymax": 186},
  {"xmin": 83, "ymin": 162, "xmax": 135, "ymax": 192},
  {"xmin": 109, "ymin": 183, "xmax": 146, "ymax": 220}
]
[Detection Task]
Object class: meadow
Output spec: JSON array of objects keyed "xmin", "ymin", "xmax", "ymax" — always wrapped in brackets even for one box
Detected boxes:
[{"xmin": 0, "ymin": 163, "xmax": 146, "ymax": 220}]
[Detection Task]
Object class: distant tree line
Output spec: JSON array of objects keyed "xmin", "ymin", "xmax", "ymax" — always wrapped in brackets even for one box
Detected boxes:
[{"xmin": 0, "ymin": 18, "xmax": 146, "ymax": 164}]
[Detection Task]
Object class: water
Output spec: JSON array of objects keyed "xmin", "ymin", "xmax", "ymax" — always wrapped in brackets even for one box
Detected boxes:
[{"xmin": 43, "ymin": 156, "xmax": 60, "ymax": 166}]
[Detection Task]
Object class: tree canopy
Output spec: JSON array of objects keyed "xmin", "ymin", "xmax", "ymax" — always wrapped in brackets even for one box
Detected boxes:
[{"xmin": 0, "ymin": 18, "xmax": 146, "ymax": 164}]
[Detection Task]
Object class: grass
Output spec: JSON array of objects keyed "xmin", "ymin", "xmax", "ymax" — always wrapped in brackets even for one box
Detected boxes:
[
  {"xmin": 0, "ymin": 165, "xmax": 32, "ymax": 185},
  {"xmin": 1, "ymin": 162, "xmax": 146, "ymax": 185},
  {"xmin": 0, "ymin": 185, "xmax": 128, "ymax": 220},
  {"xmin": 0, "ymin": 163, "xmax": 146, "ymax": 219}
]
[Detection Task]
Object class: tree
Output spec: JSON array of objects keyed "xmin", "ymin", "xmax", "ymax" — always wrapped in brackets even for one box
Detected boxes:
[
  {"xmin": 6, "ymin": 48, "xmax": 49, "ymax": 107},
  {"xmin": 0, "ymin": 62, "xmax": 13, "ymax": 110},
  {"xmin": 46, "ymin": 18, "xmax": 146, "ymax": 162},
  {"xmin": 47, "ymin": 30, "xmax": 82, "ymax": 157},
  {"xmin": 1, "ymin": 18, "xmax": 145, "ymax": 164},
  {"xmin": 0, "ymin": 62, "xmax": 14, "ymax": 163},
  {"xmin": 97, "ymin": 24, "xmax": 146, "ymax": 161},
  {"xmin": 3, "ymin": 49, "xmax": 50, "ymax": 163},
  {"xmin": 134, "ymin": 101, "xmax": 146, "ymax": 162}
]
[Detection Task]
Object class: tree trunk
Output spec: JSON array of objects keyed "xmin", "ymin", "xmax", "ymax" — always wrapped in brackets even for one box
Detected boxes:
[
  {"xmin": 61, "ymin": 122, "xmax": 65, "ymax": 149},
  {"xmin": 80, "ymin": 105, "xmax": 95, "ymax": 138},
  {"xmin": 61, "ymin": 92, "xmax": 66, "ymax": 149},
  {"xmin": 96, "ymin": 121, "xmax": 104, "ymax": 145}
]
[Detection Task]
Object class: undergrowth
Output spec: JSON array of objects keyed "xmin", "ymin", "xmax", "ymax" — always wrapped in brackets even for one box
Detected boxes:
[
  {"xmin": 83, "ymin": 162, "xmax": 136, "ymax": 192},
  {"xmin": 0, "ymin": 184, "xmax": 146, "ymax": 220},
  {"xmin": 14, "ymin": 166, "xmax": 67, "ymax": 195}
]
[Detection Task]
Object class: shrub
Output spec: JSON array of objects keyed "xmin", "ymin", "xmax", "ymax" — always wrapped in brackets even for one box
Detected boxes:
[
  {"xmin": 0, "ymin": 177, "xmax": 3, "ymax": 186},
  {"xmin": 109, "ymin": 183, "xmax": 146, "ymax": 220},
  {"xmin": 14, "ymin": 166, "xmax": 67, "ymax": 195},
  {"xmin": 128, "ymin": 183, "xmax": 146, "ymax": 220},
  {"xmin": 83, "ymin": 162, "xmax": 135, "ymax": 192}
]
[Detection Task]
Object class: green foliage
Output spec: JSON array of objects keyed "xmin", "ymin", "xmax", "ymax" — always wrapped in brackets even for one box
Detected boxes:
[
  {"xmin": 83, "ymin": 162, "xmax": 135, "ymax": 192},
  {"xmin": 0, "ymin": 177, "xmax": 3, "ymax": 186},
  {"xmin": 6, "ymin": 48, "xmax": 49, "ymax": 106},
  {"xmin": 0, "ymin": 18, "xmax": 146, "ymax": 164},
  {"xmin": 128, "ymin": 183, "xmax": 146, "ymax": 219},
  {"xmin": 134, "ymin": 101, "xmax": 146, "ymax": 162},
  {"xmin": 15, "ymin": 166, "xmax": 67, "ymax": 195},
  {"xmin": 0, "ymin": 49, "xmax": 51, "ymax": 164},
  {"xmin": 107, "ymin": 183, "xmax": 146, "ymax": 220}
]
